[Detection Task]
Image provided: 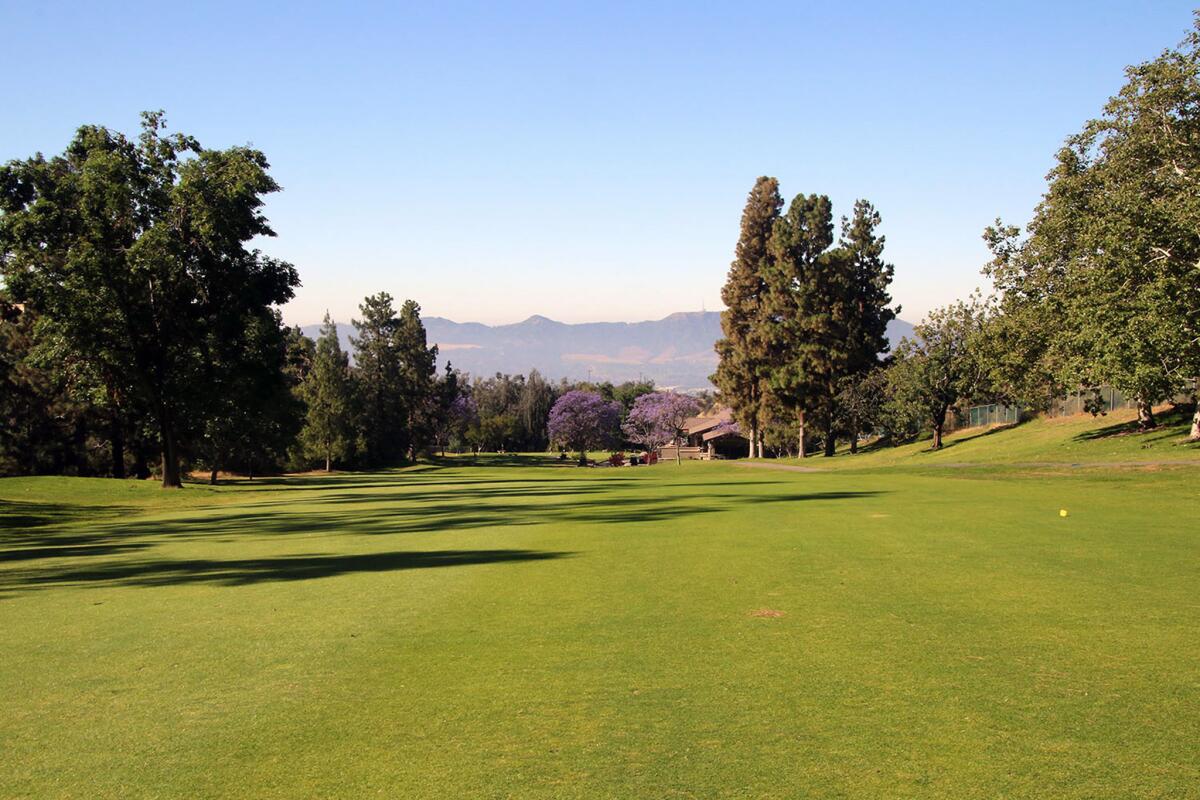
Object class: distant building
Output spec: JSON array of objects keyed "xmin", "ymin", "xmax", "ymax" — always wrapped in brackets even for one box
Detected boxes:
[{"xmin": 659, "ymin": 406, "xmax": 748, "ymax": 460}]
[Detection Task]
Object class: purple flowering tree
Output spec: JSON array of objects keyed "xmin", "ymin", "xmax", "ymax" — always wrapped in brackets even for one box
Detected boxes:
[
  {"xmin": 622, "ymin": 391, "xmax": 701, "ymax": 464},
  {"xmin": 547, "ymin": 390, "xmax": 622, "ymax": 465}
]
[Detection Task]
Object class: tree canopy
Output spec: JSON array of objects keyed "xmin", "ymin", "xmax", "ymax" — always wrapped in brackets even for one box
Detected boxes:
[
  {"xmin": 548, "ymin": 390, "xmax": 622, "ymax": 465},
  {"xmin": 0, "ymin": 112, "xmax": 299, "ymax": 486}
]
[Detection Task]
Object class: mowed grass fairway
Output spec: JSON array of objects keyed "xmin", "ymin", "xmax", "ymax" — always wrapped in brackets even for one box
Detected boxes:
[{"xmin": 2, "ymin": 429, "xmax": 1199, "ymax": 798}]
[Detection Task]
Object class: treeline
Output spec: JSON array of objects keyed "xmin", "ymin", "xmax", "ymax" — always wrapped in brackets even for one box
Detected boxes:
[
  {"xmin": 0, "ymin": 284, "xmax": 676, "ymax": 481},
  {"xmin": 442, "ymin": 372, "xmax": 660, "ymax": 454},
  {"xmin": 0, "ymin": 112, "xmax": 674, "ymax": 484},
  {"xmin": 0, "ymin": 251, "xmax": 455, "ymax": 482},
  {"xmin": 716, "ymin": 17, "xmax": 1200, "ymax": 454}
]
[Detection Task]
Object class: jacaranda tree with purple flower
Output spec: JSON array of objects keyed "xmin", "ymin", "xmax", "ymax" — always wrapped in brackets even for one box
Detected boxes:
[
  {"xmin": 622, "ymin": 391, "xmax": 701, "ymax": 464},
  {"xmin": 547, "ymin": 390, "xmax": 622, "ymax": 465}
]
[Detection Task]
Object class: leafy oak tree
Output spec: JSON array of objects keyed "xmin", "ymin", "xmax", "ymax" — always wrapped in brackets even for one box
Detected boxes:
[
  {"xmin": 0, "ymin": 112, "xmax": 299, "ymax": 486},
  {"xmin": 888, "ymin": 296, "xmax": 991, "ymax": 450},
  {"xmin": 987, "ymin": 16, "xmax": 1200, "ymax": 436}
]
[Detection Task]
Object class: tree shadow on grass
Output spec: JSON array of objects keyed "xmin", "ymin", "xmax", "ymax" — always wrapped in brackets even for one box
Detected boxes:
[
  {"xmin": 1073, "ymin": 407, "xmax": 1193, "ymax": 445},
  {"xmin": 14, "ymin": 548, "xmax": 573, "ymax": 590},
  {"xmin": 0, "ymin": 542, "xmax": 152, "ymax": 563},
  {"xmin": 218, "ymin": 468, "xmax": 638, "ymax": 493},
  {"xmin": 0, "ymin": 465, "xmax": 884, "ymax": 595},
  {"xmin": 0, "ymin": 499, "xmax": 137, "ymax": 531},
  {"xmin": 930, "ymin": 422, "xmax": 1021, "ymax": 452},
  {"xmin": 69, "ymin": 488, "xmax": 885, "ymax": 545}
]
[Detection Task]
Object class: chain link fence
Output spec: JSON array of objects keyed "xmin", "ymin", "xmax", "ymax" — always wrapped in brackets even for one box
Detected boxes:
[{"xmin": 950, "ymin": 384, "xmax": 1195, "ymax": 432}]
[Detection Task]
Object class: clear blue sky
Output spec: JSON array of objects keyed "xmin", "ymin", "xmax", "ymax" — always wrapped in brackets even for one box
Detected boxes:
[{"xmin": 3, "ymin": 1, "xmax": 1195, "ymax": 326}]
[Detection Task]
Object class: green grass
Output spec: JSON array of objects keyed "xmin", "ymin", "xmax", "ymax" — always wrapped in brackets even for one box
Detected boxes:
[
  {"xmin": 781, "ymin": 405, "xmax": 1200, "ymax": 471},
  {"xmin": 2, "ymin": 416, "xmax": 1198, "ymax": 798}
]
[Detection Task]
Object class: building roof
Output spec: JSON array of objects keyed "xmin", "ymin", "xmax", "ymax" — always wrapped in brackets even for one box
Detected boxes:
[
  {"xmin": 682, "ymin": 406, "xmax": 734, "ymax": 436},
  {"xmin": 702, "ymin": 426, "xmax": 743, "ymax": 442}
]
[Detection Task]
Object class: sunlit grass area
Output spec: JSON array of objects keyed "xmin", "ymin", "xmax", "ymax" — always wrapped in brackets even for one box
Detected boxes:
[
  {"xmin": 781, "ymin": 406, "xmax": 1200, "ymax": 471},
  {"xmin": 2, "ymin": 420, "xmax": 1198, "ymax": 798}
]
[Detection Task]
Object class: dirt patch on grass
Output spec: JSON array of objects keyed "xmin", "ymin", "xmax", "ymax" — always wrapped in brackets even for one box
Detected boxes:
[
  {"xmin": 732, "ymin": 462, "xmax": 823, "ymax": 473},
  {"xmin": 750, "ymin": 609, "xmax": 785, "ymax": 618}
]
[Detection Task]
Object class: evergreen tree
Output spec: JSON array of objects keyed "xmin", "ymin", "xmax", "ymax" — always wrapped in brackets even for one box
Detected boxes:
[
  {"xmin": 713, "ymin": 177, "xmax": 782, "ymax": 457},
  {"xmin": 764, "ymin": 192, "xmax": 844, "ymax": 457},
  {"xmin": 282, "ymin": 325, "xmax": 317, "ymax": 385},
  {"xmin": 396, "ymin": 299, "xmax": 439, "ymax": 459},
  {"xmin": 351, "ymin": 292, "xmax": 405, "ymax": 466},
  {"xmin": 840, "ymin": 201, "xmax": 897, "ymax": 371},
  {"xmin": 300, "ymin": 313, "xmax": 354, "ymax": 471},
  {"xmin": 837, "ymin": 200, "xmax": 898, "ymax": 450}
]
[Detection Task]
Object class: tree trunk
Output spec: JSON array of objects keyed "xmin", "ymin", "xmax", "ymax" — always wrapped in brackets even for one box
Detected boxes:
[
  {"xmin": 1191, "ymin": 399, "xmax": 1200, "ymax": 441},
  {"xmin": 209, "ymin": 466, "xmax": 219, "ymax": 485},
  {"xmin": 797, "ymin": 411, "xmax": 806, "ymax": 459},
  {"xmin": 849, "ymin": 415, "xmax": 859, "ymax": 455},
  {"xmin": 109, "ymin": 412, "xmax": 126, "ymax": 479},
  {"xmin": 932, "ymin": 406, "xmax": 947, "ymax": 450},
  {"xmin": 676, "ymin": 437, "xmax": 682, "ymax": 465},
  {"xmin": 1136, "ymin": 399, "xmax": 1157, "ymax": 430},
  {"xmin": 160, "ymin": 419, "xmax": 182, "ymax": 489},
  {"xmin": 133, "ymin": 441, "xmax": 151, "ymax": 480},
  {"xmin": 757, "ymin": 435, "xmax": 764, "ymax": 459},
  {"xmin": 325, "ymin": 450, "xmax": 332, "ymax": 472},
  {"xmin": 578, "ymin": 449, "xmax": 587, "ymax": 466},
  {"xmin": 748, "ymin": 426, "xmax": 756, "ymax": 458}
]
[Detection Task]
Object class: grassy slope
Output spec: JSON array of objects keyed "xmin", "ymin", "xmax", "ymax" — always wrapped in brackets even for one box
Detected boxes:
[
  {"xmin": 1, "ymin": 416, "xmax": 1198, "ymax": 799},
  {"xmin": 781, "ymin": 406, "xmax": 1200, "ymax": 470}
]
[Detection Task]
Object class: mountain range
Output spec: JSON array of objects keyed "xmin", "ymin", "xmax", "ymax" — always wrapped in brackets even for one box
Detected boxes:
[{"xmin": 301, "ymin": 312, "xmax": 916, "ymax": 391}]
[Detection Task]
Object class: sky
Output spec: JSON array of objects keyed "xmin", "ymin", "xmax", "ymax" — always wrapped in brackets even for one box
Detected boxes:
[{"xmin": 3, "ymin": 1, "xmax": 1196, "ymax": 327}]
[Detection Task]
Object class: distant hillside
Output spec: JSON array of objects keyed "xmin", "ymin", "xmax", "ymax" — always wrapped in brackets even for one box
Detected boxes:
[{"xmin": 302, "ymin": 312, "xmax": 916, "ymax": 391}]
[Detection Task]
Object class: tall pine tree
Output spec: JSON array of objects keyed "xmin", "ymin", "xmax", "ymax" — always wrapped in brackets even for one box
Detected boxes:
[
  {"xmin": 763, "ymin": 193, "xmax": 842, "ymax": 457},
  {"xmin": 395, "ymin": 299, "xmax": 439, "ymax": 459},
  {"xmin": 713, "ymin": 177, "xmax": 782, "ymax": 457},
  {"xmin": 762, "ymin": 194, "xmax": 896, "ymax": 457},
  {"xmin": 352, "ymin": 292, "xmax": 406, "ymax": 466},
  {"xmin": 300, "ymin": 313, "xmax": 355, "ymax": 471},
  {"xmin": 838, "ymin": 200, "xmax": 898, "ymax": 452}
]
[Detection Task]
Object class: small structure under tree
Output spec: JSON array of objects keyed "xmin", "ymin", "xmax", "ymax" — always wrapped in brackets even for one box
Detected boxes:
[{"xmin": 622, "ymin": 391, "xmax": 701, "ymax": 464}]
